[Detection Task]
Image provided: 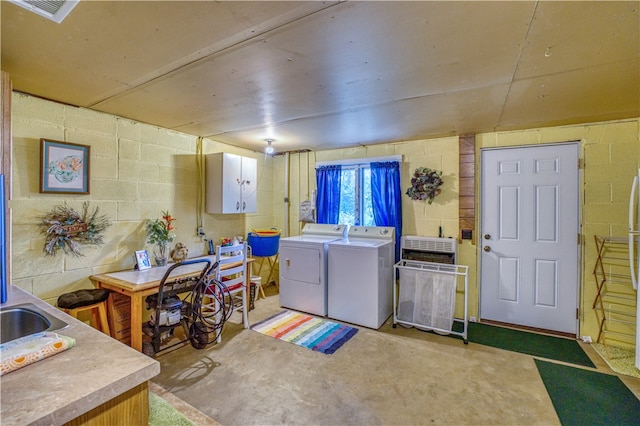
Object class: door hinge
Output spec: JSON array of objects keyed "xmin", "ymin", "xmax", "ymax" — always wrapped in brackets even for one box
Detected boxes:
[
  {"xmin": 577, "ymin": 233, "xmax": 582, "ymax": 244},
  {"xmin": 576, "ymin": 308, "xmax": 579, "ymax": 320},
  {"xmin": 577, "ymin": 158, "xmax": 584, "ymax": 169}
]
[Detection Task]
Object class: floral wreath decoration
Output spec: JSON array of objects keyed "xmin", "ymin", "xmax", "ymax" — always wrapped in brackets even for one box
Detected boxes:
[
  {"xmin": 406, "ymin": 167, "xmax": 444, "ymax": 204},
  {"xmin": 40, "ymin": 202, "xmax": 111, "ymax": 257}
]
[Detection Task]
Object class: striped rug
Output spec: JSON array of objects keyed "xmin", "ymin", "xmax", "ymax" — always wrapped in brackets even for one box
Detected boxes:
[{"xmin": 250, "ymin": 310, "xmax": 358, "ymax": 354}]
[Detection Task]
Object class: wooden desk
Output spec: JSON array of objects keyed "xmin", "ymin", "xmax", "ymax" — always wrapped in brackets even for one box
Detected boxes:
[{"xmin": 89, "ymin": 256, "xmax": 253, "ymax": 352}]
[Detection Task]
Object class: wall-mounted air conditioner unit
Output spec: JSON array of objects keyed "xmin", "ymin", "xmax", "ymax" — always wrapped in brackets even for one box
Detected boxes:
[{"xmin": 400, "ymin": 236, "xmax": 457, "ymax": 265}]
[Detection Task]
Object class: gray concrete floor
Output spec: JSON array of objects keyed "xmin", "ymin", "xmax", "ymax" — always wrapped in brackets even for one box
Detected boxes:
[{"xmin": 152, "ymin": 285, "xmax": 640, "ymax": 425}]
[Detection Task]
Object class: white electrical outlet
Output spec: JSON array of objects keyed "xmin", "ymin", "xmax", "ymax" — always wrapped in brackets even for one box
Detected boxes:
[{"xmin": 581, "ymin": 335, "xmax": 592, "ymax": 343}]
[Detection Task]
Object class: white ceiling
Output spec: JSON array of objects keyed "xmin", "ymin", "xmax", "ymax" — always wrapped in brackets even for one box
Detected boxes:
[{"xmin": 2, "ymin": 1, "xmax": 639, "ymax": 154}]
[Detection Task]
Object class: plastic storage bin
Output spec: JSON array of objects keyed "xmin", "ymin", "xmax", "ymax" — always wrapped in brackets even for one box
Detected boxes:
[{"xmin": 247, "ymin": 229, "xmax": 280, "ymax": 257}]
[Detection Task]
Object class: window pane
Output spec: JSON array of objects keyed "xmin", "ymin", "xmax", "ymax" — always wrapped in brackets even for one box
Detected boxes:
[
  {"xmin": 338, "ymin": 169, "xmax": 356, "ymax": 225},
  {"xmin": 362, "ymin": 168, "xmax": 375, "ymax": 226}
]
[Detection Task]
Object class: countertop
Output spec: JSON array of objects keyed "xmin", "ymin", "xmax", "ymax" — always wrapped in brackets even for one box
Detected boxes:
[{"xmin": 0, "ymin": 285, "xmax": 160, "ymax": 425}]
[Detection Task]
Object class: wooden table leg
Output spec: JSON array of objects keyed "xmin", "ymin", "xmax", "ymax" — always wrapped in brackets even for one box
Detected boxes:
[{"xmin": 130, "ymin": 294, "xmax": 144, "ymax": 352}]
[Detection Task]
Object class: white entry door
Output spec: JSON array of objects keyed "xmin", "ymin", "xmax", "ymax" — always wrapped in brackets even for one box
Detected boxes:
[{"xmin": 480, "ymin": 143, "xmax": 579, "ymax": 334}]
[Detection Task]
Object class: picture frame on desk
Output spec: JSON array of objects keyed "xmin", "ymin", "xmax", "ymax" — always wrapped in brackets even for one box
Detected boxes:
[{"xmin": 135, "ymin": 250, "xmax": 151, "ymax": 270}]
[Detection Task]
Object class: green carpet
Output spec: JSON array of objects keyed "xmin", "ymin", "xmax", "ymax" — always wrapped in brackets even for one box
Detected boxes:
[
  {"xmin": 535, "ymin": 359, "xmax": 640, "ymax": 425},
  {"xmin": 451, "ymin": 322, "xmax": 595, "ymax": 368},
  {"xmin": 149, "ymin": 391, "xmax": 194, "ymax": 426}
]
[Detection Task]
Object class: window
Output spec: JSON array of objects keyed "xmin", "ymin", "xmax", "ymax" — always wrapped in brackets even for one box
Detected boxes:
[{"xmin": 338, "ymin": 166, "xmax": 374, "ymax": 226}]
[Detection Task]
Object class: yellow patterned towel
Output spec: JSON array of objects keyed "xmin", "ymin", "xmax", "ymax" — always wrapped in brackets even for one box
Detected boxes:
[{"xmin": 0, "ymin": 332, "xmax": 76, "ymax": 376}]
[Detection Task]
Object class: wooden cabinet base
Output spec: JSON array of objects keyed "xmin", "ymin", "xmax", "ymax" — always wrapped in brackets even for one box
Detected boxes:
[{"xmin": 64, "ymin": 382, "xmax": 149, "ymax": 426}]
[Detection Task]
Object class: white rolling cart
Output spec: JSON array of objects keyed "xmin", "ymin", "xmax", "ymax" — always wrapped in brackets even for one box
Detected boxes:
[{"xmin": 393, "ymin": 259, "xmax": 469, "ymax": 344}]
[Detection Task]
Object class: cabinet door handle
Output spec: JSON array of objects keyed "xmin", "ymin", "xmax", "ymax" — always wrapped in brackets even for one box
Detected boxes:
[
  {"xmin": 236, "ymin": 201, "xmax": 240, "ymax": 211},
  {"xmin": 243, "ymin": 201, "xmax": 246, "ymax": 211}
]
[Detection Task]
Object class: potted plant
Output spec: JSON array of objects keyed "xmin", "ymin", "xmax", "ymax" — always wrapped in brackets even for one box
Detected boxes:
[{"xmin": 145, "ymin": 211, "xmax": 176, "ymax": 266}]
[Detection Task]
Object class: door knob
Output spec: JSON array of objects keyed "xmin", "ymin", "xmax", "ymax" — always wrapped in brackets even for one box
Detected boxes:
[
  {"xmin": 484, "ymin": 234, "xmax": 491, "ymax": 240},
  {"xmin": 483, "ymin": 246, "xmax": 491, "ymax": 252}
]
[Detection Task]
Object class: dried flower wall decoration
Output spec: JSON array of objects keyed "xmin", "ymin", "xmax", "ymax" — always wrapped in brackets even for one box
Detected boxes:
[
  {"xmin": 406, "ymin": 167, "xmax": 444, "ymax": 204},
  {"xmin": 39, "ymin": 202, "xmax": 110, "ymax": 257}
]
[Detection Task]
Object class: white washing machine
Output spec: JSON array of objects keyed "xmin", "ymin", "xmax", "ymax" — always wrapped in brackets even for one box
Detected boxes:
[
  {"xmin": 327, "ymin": 226, "xmax": 395, "ymax": 329},
  {"xmin": 279, "ymin": 223, "xmax": 348, "ymax": 316}
]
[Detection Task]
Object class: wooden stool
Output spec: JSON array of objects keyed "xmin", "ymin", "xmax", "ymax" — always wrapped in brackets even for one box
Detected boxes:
[{"xmin": 57, "ymin": 289, "xmax": 111, "ymax": 336}]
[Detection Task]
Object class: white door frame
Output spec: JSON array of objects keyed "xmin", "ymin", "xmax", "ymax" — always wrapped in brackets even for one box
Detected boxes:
[{"xmin": 477, "ymin": 141, "xmax": 583, "ymax": 336}]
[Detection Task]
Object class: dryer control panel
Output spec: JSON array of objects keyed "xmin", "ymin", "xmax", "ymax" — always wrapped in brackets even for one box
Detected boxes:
[{"xmin": 301, "ymin": 223, "xmax": 348, "ymax": 237}]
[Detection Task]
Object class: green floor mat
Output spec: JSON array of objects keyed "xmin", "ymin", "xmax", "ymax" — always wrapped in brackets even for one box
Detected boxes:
[
  {"xmin": 450, "ymin": 322, "xmax": 595, "ymax": 368},
  {"xmin": 535, "ymin": 359, "xmax": 640, "ymax": 425},
  {"xmin": 149, "ymin": 391, "xmax": 194, "ymax": 426}
]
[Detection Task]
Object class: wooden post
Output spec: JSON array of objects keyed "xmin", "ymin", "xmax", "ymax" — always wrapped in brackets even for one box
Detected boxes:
[{"xmin": 459, "ymin": 135, "xmax": 475, "ymax": 243}]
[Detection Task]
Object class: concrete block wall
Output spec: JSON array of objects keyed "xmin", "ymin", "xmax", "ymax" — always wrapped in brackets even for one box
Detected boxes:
[
  {"xmin": 291, "ymin": 136, "xmax": 459, "ymax": 237},
  {"xmin": 201, "ymin": 138, "xmax": 277, "ymax": 246},
  {"xmin": 477, "ymin": 118, "xmax": 640, "ymax": 342},
  {"xmin": 11, "ymin": 90, "xmax": 640, "ymax": 340},
  {"xmin": 10, "ymin": 93, "xmax": 275, "ymax": 305},
  {"xmin": 281, "ymin": 137, "xmax": 466, "ymax": 314},
  {"xmin": 201, "ymin": 139, "xmax": 279, "ymax": 286},
  {"xmin": 283, "ymin": 118, "xmax": 639, "ymax": 338}
]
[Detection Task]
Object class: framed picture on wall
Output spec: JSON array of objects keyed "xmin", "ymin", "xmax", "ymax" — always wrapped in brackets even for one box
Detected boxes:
[
  {"xmin": 134, "ymin": 250, "xmax": 152, "ymax": 270},
  {"xmin": 40, "ymin": 139, "xmax": 90, "ymax": 194}
]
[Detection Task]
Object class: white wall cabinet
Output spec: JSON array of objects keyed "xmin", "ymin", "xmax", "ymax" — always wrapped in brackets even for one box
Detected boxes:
[{"xmin": 206, "ymin": 153, "xmax": 257, "ymax": 214}]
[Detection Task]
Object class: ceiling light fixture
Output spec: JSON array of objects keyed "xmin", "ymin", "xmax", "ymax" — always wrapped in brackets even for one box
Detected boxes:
[{"xmin": 265, "ymin": 139, "xmax": 275, "ymax": 154}]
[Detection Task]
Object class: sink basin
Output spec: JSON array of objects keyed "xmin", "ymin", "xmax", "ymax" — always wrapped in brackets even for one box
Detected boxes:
[{"xmin": 0, "ymin": 303, "xmax": 68, "ymax": 344}]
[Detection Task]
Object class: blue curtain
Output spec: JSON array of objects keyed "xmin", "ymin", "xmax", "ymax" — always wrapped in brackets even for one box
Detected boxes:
[
  {"xmin": 316, "ymin": 165, "xmax": 342, "ymax": 224},
  {"xmin": 371, "ymin": 161, "xmax": 402, "ymax": 261}
]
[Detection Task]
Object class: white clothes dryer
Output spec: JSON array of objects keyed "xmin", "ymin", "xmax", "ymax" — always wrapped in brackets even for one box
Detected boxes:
[
  {"xmin": 328, "ymin": 226, "xmax": 395, "ymax": 329},
  {"xmin": 279, "ymin": 224, "xmax": 348, "ymax": 316}
]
